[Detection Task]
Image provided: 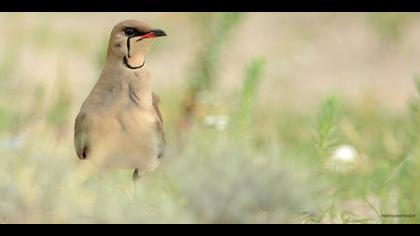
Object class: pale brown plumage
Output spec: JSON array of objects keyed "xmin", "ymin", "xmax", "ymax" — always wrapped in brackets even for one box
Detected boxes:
[
  {"xmin": 152, "ymin": 92, "xmax": 166, "ymax": 156},
  {"xmin": 74, "ymin": 20, "xmax": 167, "ymax": 180}
]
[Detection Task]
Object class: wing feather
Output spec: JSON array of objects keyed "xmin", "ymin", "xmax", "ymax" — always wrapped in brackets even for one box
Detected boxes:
[
  {"xmin": 152, "ymin": 92, "xmax": 166, "ymax": 158},
  {"xmin": 74, "ymin": 112, "xmax": 89, "ymax": 160}
]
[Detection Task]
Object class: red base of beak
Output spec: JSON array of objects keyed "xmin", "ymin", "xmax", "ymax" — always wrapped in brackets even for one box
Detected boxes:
[
  {"xmin": 136, "ymin": 29, "xmax": 167, "ymax": 42},
  {"xmin": 142, "ymin": 31, "xmax": 156, "ymax": 39}
]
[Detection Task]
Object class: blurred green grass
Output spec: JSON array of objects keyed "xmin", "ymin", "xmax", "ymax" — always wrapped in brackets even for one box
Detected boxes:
[{"xmin": 0, "ymin": 12, "xmax": 419, "ymax": 224}]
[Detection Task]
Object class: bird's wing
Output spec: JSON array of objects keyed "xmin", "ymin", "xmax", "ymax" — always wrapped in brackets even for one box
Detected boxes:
[
  {"xmin": 152, "ymin": 92, "xmax": 166, "ymax": 158},
  {"xmin": 74, "ymin": 112, "xmax": 89, "ymax": 160}
]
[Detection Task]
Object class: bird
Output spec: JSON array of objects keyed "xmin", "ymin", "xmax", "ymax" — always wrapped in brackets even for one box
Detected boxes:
[{"xmin": 74, "ymin": 19, "xmax": 167, "ymax": 181}]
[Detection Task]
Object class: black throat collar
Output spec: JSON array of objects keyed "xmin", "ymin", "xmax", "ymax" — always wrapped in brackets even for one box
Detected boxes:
[
  {"xmin": 124, "ymin": 36, "xmax": 145, "ymax": 70},
  {"xmin": 123, "ymin": 56, "xmax": 145, "ymax": 70}
]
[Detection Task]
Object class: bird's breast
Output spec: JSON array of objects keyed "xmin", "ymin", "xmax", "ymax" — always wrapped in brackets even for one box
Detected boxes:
[{"xmin": 86, "ymin": 105, "xmax": 160, "ymax": 172}]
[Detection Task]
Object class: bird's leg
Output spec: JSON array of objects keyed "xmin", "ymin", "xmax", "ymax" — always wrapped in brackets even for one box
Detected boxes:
[
  {"xmin": 132, "ymin": 168, "xmax": 140, "ymax": 181},
  {"xmin": 132, "ymin": 168, "xmax": 140, "ymax": 200}
]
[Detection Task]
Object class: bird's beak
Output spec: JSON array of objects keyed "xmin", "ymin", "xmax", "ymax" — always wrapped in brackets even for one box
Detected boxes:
[
  {"xmin": 150, "ymin": 29, "xmax": 167, "ymax": 37},
  {"xmin": 136, "ymin": 29, "xmax": 167, "ymax": 41}
]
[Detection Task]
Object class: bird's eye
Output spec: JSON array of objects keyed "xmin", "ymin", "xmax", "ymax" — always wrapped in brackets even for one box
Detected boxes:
[{"xmin": 124, "ymin": 28, "xmax": 135, "ymax": 36}]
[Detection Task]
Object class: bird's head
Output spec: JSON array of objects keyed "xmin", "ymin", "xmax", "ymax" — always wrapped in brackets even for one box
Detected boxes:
[{"xmin": 106, "ymin": 19, "xmax": 167, "ymax": 69}]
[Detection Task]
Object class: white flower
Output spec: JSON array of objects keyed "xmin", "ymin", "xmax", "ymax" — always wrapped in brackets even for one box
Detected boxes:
[
  {"xmin": 204, "ymin": 115, "xmax": 230, "ymax": 130},
  {"xmin": 204, "ymin": 115, "xmax": 216, "ymax": 126},
  {"xmin": 326, "ymin": 144, "xmax": 358, "ymax": 173},
  {"xmin": 331, "ymin": 145, "xmax": 357, "ymax": 163}
]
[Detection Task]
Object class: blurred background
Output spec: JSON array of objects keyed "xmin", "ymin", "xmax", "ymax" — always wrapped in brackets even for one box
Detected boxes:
[{"xmin": 0, "ymin": 12, "xmax": 419, "ymax": 223}]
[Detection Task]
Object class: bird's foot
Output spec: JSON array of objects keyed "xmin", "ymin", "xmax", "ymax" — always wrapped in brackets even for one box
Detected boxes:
[{"xmin": 132, "ymin": 168, "xmax": 140, "ymax": 182}]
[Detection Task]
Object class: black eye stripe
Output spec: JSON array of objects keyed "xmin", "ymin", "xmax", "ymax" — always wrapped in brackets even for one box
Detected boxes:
[{"xmin": 124, "ymin": 27, "xmax": 148, "ymax": 37}]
